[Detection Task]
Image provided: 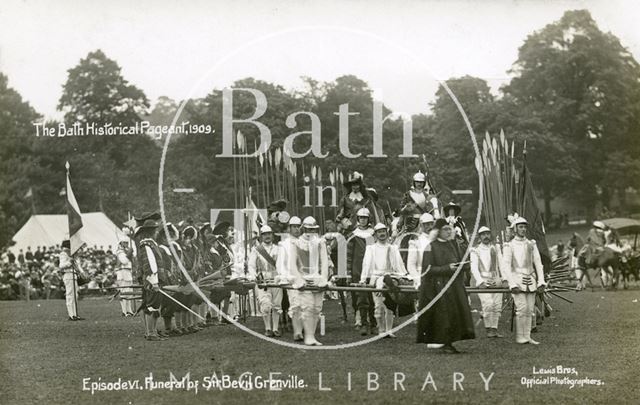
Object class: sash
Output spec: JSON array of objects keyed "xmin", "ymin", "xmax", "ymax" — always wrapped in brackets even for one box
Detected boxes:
[
  {"xmin": 256, "ymin": 244, "xmax": 277, "ymax": 269},
  {"xmin": 409, "ymin": 190, "xmax": 428, "ymax": 210},
  {"xmin": 478, "ymin": 246, "xmax": 498, "ymax": 278}
]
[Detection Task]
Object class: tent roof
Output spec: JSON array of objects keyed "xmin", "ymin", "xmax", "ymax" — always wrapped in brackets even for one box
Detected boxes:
[
  {"xmin": 9, "ymin": 212, "xmax": 126, "ymax": 254},
  {"xmin": 601, "ymin": 218, "xmax": 640, "ymax": 235}
]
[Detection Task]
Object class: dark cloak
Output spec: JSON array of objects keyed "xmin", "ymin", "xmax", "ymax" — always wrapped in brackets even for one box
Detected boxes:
[{"xmin": 416, "ymin": 239, "xmax": 475, "ymax": 344}]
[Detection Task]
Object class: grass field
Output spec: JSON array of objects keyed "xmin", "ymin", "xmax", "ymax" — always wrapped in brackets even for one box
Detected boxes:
[{"xmin": 1, "ymin": 287, "xmax": 639, "ymax": 405}]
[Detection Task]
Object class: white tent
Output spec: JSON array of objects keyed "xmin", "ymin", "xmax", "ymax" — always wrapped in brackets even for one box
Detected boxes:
[{"xmin": 9, "ymin": 212, "xmax": 126, "ymax": 255}]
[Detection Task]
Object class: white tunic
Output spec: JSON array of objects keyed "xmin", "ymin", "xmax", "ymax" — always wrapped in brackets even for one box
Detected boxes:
[
  {"xmin": 470, "ymin": 243, "xmax": 505, "ymax": 287},
  {"xmin": 248, "ymin": 242, "xmax": 282, "ymax": 281},
  {"xmin": 360, "ymin": 241, "xmax": 406, "ymax": 284},
  {"xmin": 502, "ymin": 237, "xmax": 545, "ymax": 292},
  {"xmin": 406, "ymin": 232, "xmax": 434, "ymax": 285}
]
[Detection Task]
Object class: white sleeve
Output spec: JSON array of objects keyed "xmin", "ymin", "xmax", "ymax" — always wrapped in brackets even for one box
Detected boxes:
[
  {"xmin": 502, "ymin": 244, "xmax": 516, "ymax": 289},
  {"xmin": 469, "ymin": 248, "xmax": 484, "ymax": 287},
  {"xmin": 319, "ymin": 240, "xmax": 329, "ymax": 281},
  {"xmin": 360, "ymin": 246, "xmax": 372, "ymax": 283},
  {"xmin": 117, "ymin": 251, "xmax": 131, "ymax": 267},
  {"xmin": 275, "ymin": 245, "xmax": 287, "ymax": 277},
  {"xmin": 59, "ymin": 253, "xmax": 72, "ymax": 269},
  {"xmin": 392, "ymin": 245, "xmax": 407, "ymax": 275},
  {"xmin": 247, "ymin": 248, "xmax": 258, "ymax": 279},
  {"xmin": 144, "ymin": 246, "xmax": 159, "ymax": 286},
  {"xmin": 496, "ymin": 249, "xmax": 508, "ymax": 282},
  {"xmin": 407, "ymin": 241, "xmax": 419, "ymax": 279},
  {"xmin": 532, "ymin": 242, "xmax": 545, "ymax": 286}
]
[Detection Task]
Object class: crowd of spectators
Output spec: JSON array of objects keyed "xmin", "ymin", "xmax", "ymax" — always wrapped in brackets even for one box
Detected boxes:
[{"xmin": 0, "ymin": 245, "xmax": 120, "ymax": 300}]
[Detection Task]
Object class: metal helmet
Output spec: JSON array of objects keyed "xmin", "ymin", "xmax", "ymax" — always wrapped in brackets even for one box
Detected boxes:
[
  {"xmin": 419, "ymin": 213, "xmax": 435, "ymax": 224},
  {"xmin": 356, "ymin": 208, "xmax": 370, "ymax": 217},
  {"xmin": 302, "ymin": 216, "xmax": 319, "ymax": 229},
  {"xmin": 288, "ymin": 216, "xmax": 302, "ymax": 226},
  {"xmin": 413, "ymin": 172, "xmax": 426, "ymax": 182}
]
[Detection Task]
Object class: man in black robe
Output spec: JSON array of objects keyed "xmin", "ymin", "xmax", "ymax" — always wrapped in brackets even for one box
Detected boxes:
[{"xmin": 416, "ymin": 218, "xmax": 475, "ymax": 353}]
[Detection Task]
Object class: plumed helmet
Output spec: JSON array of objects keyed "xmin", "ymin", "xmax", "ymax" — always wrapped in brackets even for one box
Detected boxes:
[{"xmin": 511, "ymin": 217, "xmax": 528, "ymax": 227}]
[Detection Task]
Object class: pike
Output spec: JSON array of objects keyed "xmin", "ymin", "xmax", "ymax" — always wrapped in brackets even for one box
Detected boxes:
[{"xmin": 158, "ymin": 288, "xmax": 206, "ymax": 320}]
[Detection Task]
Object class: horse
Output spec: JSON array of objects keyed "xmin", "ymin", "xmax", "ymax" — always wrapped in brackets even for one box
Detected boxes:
[{"xmin": 577, "ymin": 246, "xmax": 624, "ymax": 290}]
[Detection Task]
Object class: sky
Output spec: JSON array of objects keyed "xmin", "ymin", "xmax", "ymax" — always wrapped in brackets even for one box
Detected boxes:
[{"xmin": 0, "ymin": 0, "xmax": 638, "ymax": 120}]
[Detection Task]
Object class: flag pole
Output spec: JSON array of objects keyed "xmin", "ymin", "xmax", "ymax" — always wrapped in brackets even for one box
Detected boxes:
[{"xmin": 66, "ymin": 161, "xmax": 80, "ymax": 319}]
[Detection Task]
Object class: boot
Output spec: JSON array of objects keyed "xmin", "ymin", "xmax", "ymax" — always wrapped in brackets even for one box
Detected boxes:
[
  {"xmin": 303, "ymin": 314, "xmax": 322, "ymax": 346},
  {"xmin": 272, "ymin": 310, "xmax": 281, "ymax": 337},
  {"xmin": 163, "ymin": 316, "xmax": 173, "ymax": 334},
  {"xmin": 292, "ymin": 313, "xmax": 303, "ymax": 341},
  {"xmin": 354, "ymin": 311, "xmax": 361, "ymax": 327},
  {"xmin": 524, "ymin": 315, "xmax": 540, "ymax": 345},
  {"xmin": 515, "ymin": 315, "xmax": 529, "ymax": 344},
  {"xmin": 385, "ymin": 311, "xmax": 396, "ymax": 338},
  {"xmin": 262, "ymin": 314, "xmax": 271, "ymax": 335},
  {"xmin": 375, "ymin": 315, "xmax": 384, "ymax": 335}
]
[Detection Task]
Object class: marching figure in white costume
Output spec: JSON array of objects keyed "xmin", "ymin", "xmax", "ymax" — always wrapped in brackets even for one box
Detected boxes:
[
  {"xmin": 288, "ymin": 216, "xmax": 329, "ymax": 346},
  {"xmin": 59, "ymin": 239, "xmax": 85, "ymax": 321},
  {"xmin": 406, "ymin": 213, "xmax": 437, "ymax": 287},
  {"xmin": 360, "ymin": 223, "xmax": 407, "ymax": 338},
  {"xmin": 249, "ymin": 225, "xmax": 284, "ymax": 337},
  {"xmin": 502, "ymin": 217, "xmax": 546, "ymax": 345},
  {"xmin": 470, "ymin": 226, "xmax": 507, "ymax": 338},
  {"xmin": 115, "ymin": 238, "xmax": 135, "ymax": 316}
]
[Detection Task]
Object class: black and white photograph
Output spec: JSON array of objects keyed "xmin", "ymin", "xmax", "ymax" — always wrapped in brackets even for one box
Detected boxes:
[{"xmin": 0, "ymin": 1, "xmax": 639, "ymax": 404}]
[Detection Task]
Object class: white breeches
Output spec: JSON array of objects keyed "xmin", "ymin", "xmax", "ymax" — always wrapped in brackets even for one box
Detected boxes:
[
  {"xmin": 297, "ymin": 291, "xmax": 323, "ymax": 320},
  {"xmin": 479, "ymin": 293, "xmax": 502, "ymax": 328},
  {"xmin": 255, "ymin": 287, "xmax": 283, "ymax": 316},
  {"xmin": 288, "ymin": 290, "xmax": 300, "ymax": 318},
  {"xmin": 62, "ymin": 273, "xmax": 78, "ymax": 318},
  {"xmin": 512, "ymin": 292, "xmax": 535, "ymax": 317}
]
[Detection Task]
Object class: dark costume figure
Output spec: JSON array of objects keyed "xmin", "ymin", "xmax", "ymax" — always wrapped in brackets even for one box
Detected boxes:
[
  {"xmin": 417, "ymin": 219, "xmax": 475, "ymax": 353},
  {"xmin": 400, "ymin": 172, "xmax": 440, "ymax": 218},
  {"xmin": 443, "ymin": 202, "xmax": 470, "ymax": 284},
  {"xmin": 346, "ymin": 208, "xmax": 377, "ymax": 335},
  {"xmin": 336, "ymin": 172, "xmax": 373, "ymax": 232},
  {"xmin": 134, "ymin": 217, "xmax": 168, "ymax": 341},
  {"xmin": 201, "ymin": 224, "xmax": 232, "ymax": 323},
  {"xmin": 156, "ymin": 223, "xmax": 182, "ymax": 336}
]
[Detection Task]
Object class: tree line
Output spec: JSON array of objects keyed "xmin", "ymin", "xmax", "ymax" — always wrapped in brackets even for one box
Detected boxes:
[{"xmin": 1, "ymin": 10, "xmax": 638, "ymax": 248}]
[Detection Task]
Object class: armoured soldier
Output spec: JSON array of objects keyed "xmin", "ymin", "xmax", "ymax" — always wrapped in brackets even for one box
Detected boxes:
[
  {"xmin": 360, "ymin": 223, "xmax": 407, "ymax": 337},
  {"xmin": 503, "ymin": 217, "xmax": 546, "ymax": 345},
  {"xmin": 288, "ymin": 216, "xmax": 329, "ymax": 346},
  {"xmin": 278, "ymin": 216, "xmax": 304, "ymax": 341},
  {"xmin": 249, "ymin": 225, "xmax": 284, "ymax": 337},
  {"xmin": 470, "ymin": 226, "xmax": 507, "ymax": 338},
  {"xmin": 406, "ymin": 213, "xmax": 436, "ymax": 285},
  {"xmin": 400, "ymin": 172, "xmax": 441, "ymax": 219}
]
